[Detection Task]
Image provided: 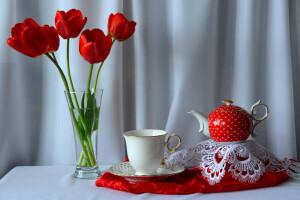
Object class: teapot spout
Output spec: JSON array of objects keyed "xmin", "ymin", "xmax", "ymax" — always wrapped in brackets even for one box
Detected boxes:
[{"xmin": 188, "ymin": 110, "xmax": 210, "ymax": 138}]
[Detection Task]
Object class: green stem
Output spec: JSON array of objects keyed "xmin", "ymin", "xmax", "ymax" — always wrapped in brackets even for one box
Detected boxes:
[
  {"xmin": 87, "ymin": 136, "xmax": 96, "ymax": 164},
  {"xmin": 84, "ymin": 140, "xmax": 96, "ymax": 166},
  {"xmin": 66, "ymin": 40, "xmax": 81, "ymax": 110},
  {"xmin": 66, "ymin": 39, "xmax": 75, "ymax": 92},
  {"xmin": 80, "ymin": 64, "xmax": 98, "ymax": 167},
  {"xmin": 51, "ymin": 52, "xmax": 57, "ymax": 63},
  {"xmin": 45, "ymin": 53, "xmax": 73, "ymax": 107},
  {"xmin": 87, "ymin": 64, "xmax": 94, "ymax": 92},
  {"xmin": 93, "ymin": 62, "xmax": 104, "ymax": 92},
  {"xmin": 65, "ymin": 39, "xmax": 86, "ymax": 131},
  {"xmin": 93, "ymin": 38, "xmax": 116, "ymax": 91},
  {"xmin": 83, "ymin": 159, "xmax": 88, "ymax": 167},
  {"xmin": 72, "ymin": 115, "xmax": 92, "ymax": 166},
  {"xmin": 112, "ymin": 38, "xmax": 116, "ymax": 46},
  {"xmin": 45, "ymin": 53, "xmax": 93, "ymax": 167},
  {"xmin": 78, "ymin": 151, "xmax": 84, "ymax": 165}
]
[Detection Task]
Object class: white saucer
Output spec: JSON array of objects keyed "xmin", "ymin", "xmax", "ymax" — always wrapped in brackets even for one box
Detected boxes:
[{"xmin": 108, "ymin": 161, "xmax": 185, "ymax": 183}]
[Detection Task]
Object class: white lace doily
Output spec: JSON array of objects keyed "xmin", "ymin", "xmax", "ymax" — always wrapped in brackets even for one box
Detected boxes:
[{"xmin": 167, "ymin": 139, "xmax": 300, "ymax": 185}]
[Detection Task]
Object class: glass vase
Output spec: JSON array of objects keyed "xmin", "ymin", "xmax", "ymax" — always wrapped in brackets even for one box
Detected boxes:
[{"xmin": 65, "ymin": 89, "xmax": 103, "ymax": 179}]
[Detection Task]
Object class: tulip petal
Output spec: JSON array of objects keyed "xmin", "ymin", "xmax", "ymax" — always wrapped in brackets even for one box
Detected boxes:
[
  {"xmin": 79, "ymin": 28, "xmax": 112, "ymax": 64},
  {"xmin": 21, "ymin": 26, "xmax": 49, "ymax": 57},
  {"xmin": 114, "ymin": 13, "xmax": 126, "ymax": 23},
  {"xmin": 23, "ymin": 18, "xmax": 40, "ymax": 28},
  {"xmin": 120, "ymin": 22, "xmax": 132, "ymax": 41},
  {"xmin": 108, "ymin": 13, "xmax": 136, "ymax": 41},
  {"xmin": 126, "ymin": 21, "xmax": 136, "ymax": 39},
  {"xmin": 7, "ymin": 18, "xmax": 51, "ymax": 58},
  {"xmin": 93, "ymin": 43, "xmax": 107, "ymax": 64},
  {"xmin": 66, "ymin": 9, "xmax": 81, "ymax": 20},
  {"xmin": 43, "ymin": 25, "xmax": 59, "ymax": 52},
  {"xmin": 55, "ymin": 10, "xmax": 65, "ymax": 23},
  {"xmin": 79, "ymin": 30, "xmax": 89, "ymax": 55},
  {"xmin": 107, "ymin": 14, "xmax": 114, "ymax": 35},
  {"xmin": 110, "ymin": 19, "xmax": 127, "ymax": 35},
  {"xmin": 80, "ymin": 42, "xmax": 96, "ymax": 64},
  {"xmin": 112, "ymin": 20, "xmax": 127, "ymax": 40},
  {"xmin": 7, "ymin": 36, "xmax": 33, "ymax": 57},
  {"xmin": 67, "ymin": 15, "xmax": 85, "ymax": 38},
  {"xmin": 93, "ymin": 35, "xmax": 112, "ymax": 63},
  {"xmin": 98, "ymin": 35, "xmax": 112, "ymax": 60},
  {"xmin": 11, "ymin": 23, "xmax": 24, "ymax": 37},
  {"xmin": 55, "ymin": 9, "xmax": 87, "ymax": 39},
  {"xmin": 55, "ymin": 18, "xmax": 71, "ymax": 39},
  {"xmin": 90, "ymin": 29, "xmax": 105, "ymax": 43}
]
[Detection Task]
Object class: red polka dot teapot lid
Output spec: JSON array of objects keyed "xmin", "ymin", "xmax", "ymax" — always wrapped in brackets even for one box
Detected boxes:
[
  {"xmin": 215, "ymin": 100, "xmax": 244, "ymax": 112},
  {"xmin": 188, "ymin": 100, "xmax": 269, "ymax": 143}
]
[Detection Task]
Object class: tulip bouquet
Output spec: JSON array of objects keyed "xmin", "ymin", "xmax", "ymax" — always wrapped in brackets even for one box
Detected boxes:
[{"xmin": 7, "ymin": 9, "xmax": 136, "ymax": 178}]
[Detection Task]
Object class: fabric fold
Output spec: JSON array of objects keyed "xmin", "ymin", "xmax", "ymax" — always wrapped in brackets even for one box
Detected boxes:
[{"xmin": 95, "ymin": 167, "xmax": 288, "ymax": 194}]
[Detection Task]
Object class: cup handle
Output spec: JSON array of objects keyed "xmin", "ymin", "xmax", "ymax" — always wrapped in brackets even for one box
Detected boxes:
[{"xmin": 161, "ymin": 134, "xmax": 181, "ymax": 166}]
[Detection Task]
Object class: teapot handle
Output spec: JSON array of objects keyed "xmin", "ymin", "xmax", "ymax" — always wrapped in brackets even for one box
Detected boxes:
[{"xmin": 250, "ymin": 100, "xmax": 269, "ymax": 137}]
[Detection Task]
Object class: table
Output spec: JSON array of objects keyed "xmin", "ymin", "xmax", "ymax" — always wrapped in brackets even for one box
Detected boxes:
[{"xmin": 0, "ymin": 166, "xmax": 300, "ymax": 200}]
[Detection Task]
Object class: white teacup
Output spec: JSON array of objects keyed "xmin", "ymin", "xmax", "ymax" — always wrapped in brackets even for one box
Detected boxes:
[{"xmin": 123, "ymin": 129, "xmax": 181, "ymax": 175}]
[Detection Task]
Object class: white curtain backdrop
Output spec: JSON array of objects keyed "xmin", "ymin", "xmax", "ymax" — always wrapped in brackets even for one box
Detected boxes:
[{"xmin": 0, "ymin": 0, "xmax": 300, "ymax": 178}]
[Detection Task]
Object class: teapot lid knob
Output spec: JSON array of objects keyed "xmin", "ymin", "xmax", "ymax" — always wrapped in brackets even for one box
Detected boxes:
[{"xmin": 222, "ymin": 100, "xmax": 234, "ymax": 105}]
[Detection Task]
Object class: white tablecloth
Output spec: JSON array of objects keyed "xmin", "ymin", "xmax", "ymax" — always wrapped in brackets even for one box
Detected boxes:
[{"xmin": 0, "ymin": 166, "xmax": 300, "ymax": 200}]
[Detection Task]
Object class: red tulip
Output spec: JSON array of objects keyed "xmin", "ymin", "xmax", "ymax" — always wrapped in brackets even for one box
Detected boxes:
[
  {"xmin": 55, "ymin": 9, "xmax": 87, "ymax": 39},
  {"xmin": 108, "ymin": 13, "xmax": 136, "ymax": 41},
  {"xmin": 79, "ymin": 29, "xmax": 112, "ymax": 64},
  {"xmin": 43, "ymin": 25, "xmax": 59, "ymax": 52},
  {"xmin": 7, "ymin": 18, "xmax": 49, "ymax": 57}
]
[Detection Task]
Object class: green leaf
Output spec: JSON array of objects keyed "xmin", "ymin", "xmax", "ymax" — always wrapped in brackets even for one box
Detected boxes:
[
  {"xmin": 84, "ymin": 92, "xmax": 95, "ymax": 136},
  {"xmin": 78, "ymin": 115, "xmax": 85, "ymax": 136},
  {"xmin": 81, "ymin": 93, "xmax": 85, "ymax": 109},
  {"xmin": 69, "ymin": 107, "xmax": 84, "ymax": 137},
  {"xmin": 74, "ymin": 93, "xmax": 86, "ymax": 136},
  {"xmin": 80, "ymin": 93, "xmax": 85, "ymax": 120},
  {"xmin": 93, "ymin": 106, "xmax": 100, "ymax": 131}
]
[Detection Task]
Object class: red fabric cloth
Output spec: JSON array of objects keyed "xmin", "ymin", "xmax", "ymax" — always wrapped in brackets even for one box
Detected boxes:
[{"xmin": 95, "ymin": 167, "xmax": 289, "ymax": 194}]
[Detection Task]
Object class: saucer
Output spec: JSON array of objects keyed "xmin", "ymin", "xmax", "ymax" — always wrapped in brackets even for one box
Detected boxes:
[{"xmin": 108, "ymin": 161, "xmax": 185, "ymax": 183}]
